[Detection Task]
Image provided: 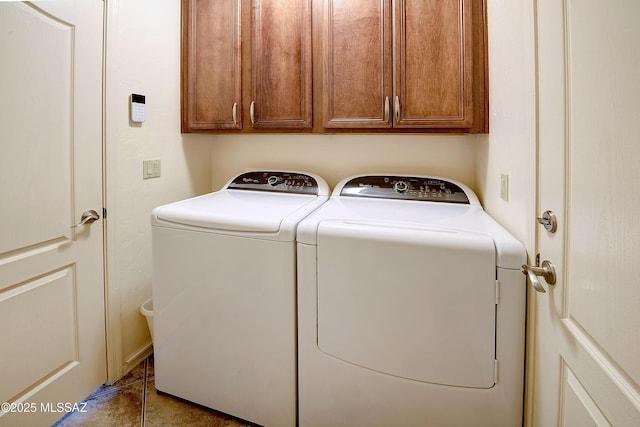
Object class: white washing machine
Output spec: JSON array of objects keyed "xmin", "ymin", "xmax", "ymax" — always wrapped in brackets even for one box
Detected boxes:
[
  {"xmin": 151, "ymin": 170, "xmax": 329, "ymax": 427},
  {"xmin": 297, "ymin": 174, "xmax": 526, "ymax": 427}
]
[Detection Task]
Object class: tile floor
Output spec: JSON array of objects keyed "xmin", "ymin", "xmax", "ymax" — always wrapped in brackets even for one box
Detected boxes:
[{"xmin": 52, "ymin": 355, "xmax": 259, "ymax": 427}]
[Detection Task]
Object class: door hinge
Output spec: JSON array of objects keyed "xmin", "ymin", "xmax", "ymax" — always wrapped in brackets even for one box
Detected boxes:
[
  {"xmin": 495, "ymin": 280, "xmax": 500, "ymax": 305},
  {"xmin": 103, "ymin": 208, "xmax": 107, "ymax": 219},
  {"xmin": 494, "ymin": 359, "xmax": 499, "ymax": 384}
]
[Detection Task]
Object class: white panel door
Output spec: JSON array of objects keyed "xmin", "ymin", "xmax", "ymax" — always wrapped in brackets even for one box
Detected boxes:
[
  {"xmin": 0, "ymin": 1, "xmax": 106, "ymax": 426},
  {"xmin": 532, "ymin": 0, "xmax": 640, "ymax": 425}
]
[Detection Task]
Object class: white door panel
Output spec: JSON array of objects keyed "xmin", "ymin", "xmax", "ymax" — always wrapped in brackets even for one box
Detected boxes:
[
  {"xmin": 562, "ymin": 0, "xmax": 640, "ymax": 385},
  {"xmin": 533, "ymin": 0, "xmax": 640, "ymax": 425},
  {"xmin": 0, "ymin": 1, "xmax": 106, "ymax": 426},
  {"xmin": 563, "ymin": 367, "xmax": 610, "ymax": 427},
  {"xmin": 0, "ymin": 3, "xmax": 73, "ymax": 254}
]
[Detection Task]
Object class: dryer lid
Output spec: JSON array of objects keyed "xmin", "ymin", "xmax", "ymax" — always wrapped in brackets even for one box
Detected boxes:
[{"xmin": 153, "ymin": 190, "xmax": 323, "ymax": 233}]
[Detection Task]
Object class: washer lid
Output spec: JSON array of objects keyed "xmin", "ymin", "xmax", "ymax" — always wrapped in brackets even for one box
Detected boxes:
[{"xmin": 153, "ymin": 190, "xmax": 324, "ymax": 233}]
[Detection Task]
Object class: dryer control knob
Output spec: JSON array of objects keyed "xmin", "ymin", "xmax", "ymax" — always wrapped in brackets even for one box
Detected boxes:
[
  {"xmin": 267, "ymin": 175, "xmax": 282, "ymax": 186},
  {"xmin": 394, "ymin": 181, "xmax": 409, "ymax": 193}
]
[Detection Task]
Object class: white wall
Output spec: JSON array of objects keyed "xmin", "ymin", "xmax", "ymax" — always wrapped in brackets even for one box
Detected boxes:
[
  {"xmin": 105, "ymin": 0, "xmax": 212, "ymax": 380},
  {"xmin": 209, "ymin": 134, "xmax": 478, "ymax": 192},
  {"xmin": 476, "ymin": 0, "xmax": 537, "ymax": 250},
  {"xmin": 478, "ymin": 1, "xmax": 537, "ymax": 424}
]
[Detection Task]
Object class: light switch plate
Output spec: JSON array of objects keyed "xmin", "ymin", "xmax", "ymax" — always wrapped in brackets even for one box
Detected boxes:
[{"xmin": 143, "ymin": 159, "xmax": 161, "ymax": 179}]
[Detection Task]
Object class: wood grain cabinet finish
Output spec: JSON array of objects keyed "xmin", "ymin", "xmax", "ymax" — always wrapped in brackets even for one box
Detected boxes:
[
  {"xmin": 182, "ymin": 0, "xmax": 242, "ymax": 131},
  {"xmin": 322, "ymin": 0, "xmax": 393, "ymax": 128},
  {"xmin": 323, "ymin": 0, "xmax": 486, "ymax": 132},
  {"xmin": 181, "ymin": 0, "xmax": 312, "ymax": 132},
  {"xmin": 182, "ymin": 0, "xmax": 487, "ymax": 133},
  {"xmin": 251, "ymin": 0, "xmax": 312, "ymax": 128}
]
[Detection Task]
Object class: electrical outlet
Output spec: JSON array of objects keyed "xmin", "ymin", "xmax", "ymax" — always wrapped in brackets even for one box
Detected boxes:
[
  {"xmin": 143, "ymin": 159, "xmax": 161, "ymax": 179},
  {"xmin": 500, "ymin": 173, "xmax": 509, "ymax": 202}
]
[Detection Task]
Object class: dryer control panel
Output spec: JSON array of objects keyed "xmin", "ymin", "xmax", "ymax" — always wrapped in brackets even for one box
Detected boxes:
[
  {"xmin": 340, "ymin": 175, "xmax": 470, "ymax": 204},
  {"xmin": 227, "ymin": 171, "xmax": 321, "ymax": 195}
]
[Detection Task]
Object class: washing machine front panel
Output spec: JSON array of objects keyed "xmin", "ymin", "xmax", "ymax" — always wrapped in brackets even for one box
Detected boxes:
[
  {"xmin": 316, "ymin": 220, "xmax": 497, "ymax": 388},
  {"xmin": 151, "ymin": 170, "xmax": 329, "ymax": 427},
  {"xmin": 153, "ymin": 227, "xmax": 296, "ymax": 426}
]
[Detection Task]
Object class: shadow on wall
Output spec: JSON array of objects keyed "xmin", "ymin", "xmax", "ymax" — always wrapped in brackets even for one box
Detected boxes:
[{"xmin": 181, "ymin": 134, "xmax": 215, "ymax": 195}]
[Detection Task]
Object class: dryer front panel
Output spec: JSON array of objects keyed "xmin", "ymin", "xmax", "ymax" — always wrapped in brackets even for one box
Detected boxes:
[{"xmin": 316, "ymin": 221, "xmax": 497, "ymax": 388}]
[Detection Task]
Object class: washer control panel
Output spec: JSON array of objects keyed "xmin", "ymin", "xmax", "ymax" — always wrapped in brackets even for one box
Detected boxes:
[
  {"xmin": 228, "ymin": 171, "xmax": 321, "ymax": 195},
  {"xmin": 340, "ymin": 175, "xmax": 470, "ymax": 204}
]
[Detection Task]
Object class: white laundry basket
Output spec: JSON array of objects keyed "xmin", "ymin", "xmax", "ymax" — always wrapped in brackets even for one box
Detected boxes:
[{"xmin": 140, "ymin": 298, "xmax": 154, "ymax": 344}]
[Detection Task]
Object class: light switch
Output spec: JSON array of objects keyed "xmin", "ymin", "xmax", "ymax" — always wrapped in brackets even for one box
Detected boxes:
[{"xmin": 143, "ymin": 159, "xmax": 161, "ymax": 179}]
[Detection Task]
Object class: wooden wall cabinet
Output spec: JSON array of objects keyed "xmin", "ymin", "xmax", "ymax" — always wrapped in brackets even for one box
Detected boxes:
[
  {"xmin": 182, "ymin": 0, "xmax": 487, "ymax": 133},
  {"xmin": 181, "ymin": 0, "xmax": 312, "ymax": 132},
  {"xmin": 251, "ymin": 0, "xmax": 312, "ymax": 129},
  {"xmin": 322, "ymin": 0, "xmax": 487, "ymax": 132},
  {"xmin": 182, "ymin": 0, "xmax": 242, "ymax": 131}
]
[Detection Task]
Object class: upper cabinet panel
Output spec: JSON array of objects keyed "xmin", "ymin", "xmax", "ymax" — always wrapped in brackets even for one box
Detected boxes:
[
  {"xmin": 251, "ymin": 0, "xmax": 312, "ymax": 128},
  {"xmin": 182, "ymin": 0, "xmax": 242, "ymax": 131},
  {"xmin": 322, "ymin": 0, "xmax": 392, "ymax": 128},
  {"xmin": 394, "ymin": 0, "xmax": 474, "ymax": 128},
  {"xmin": 322, "ymin": 0, "xmax": 483, "ymax": 131},
  {"xmin": 182, "ymin": 0, "xmax": 312, "ymax": 132}
]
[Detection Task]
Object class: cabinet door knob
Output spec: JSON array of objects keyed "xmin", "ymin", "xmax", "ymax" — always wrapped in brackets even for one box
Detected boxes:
[
  {"xmin": 394, "ymin": 96, "xmax": 400, "ymax": 122},
  {"xmin": 250, "ymin": 101, "xmax": 256, "ymax": 125}
]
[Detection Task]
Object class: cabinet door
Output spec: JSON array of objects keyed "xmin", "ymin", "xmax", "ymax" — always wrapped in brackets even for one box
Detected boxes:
[
  {"xmin": 182, "ymin": 0, "xmax": 242, "ymax": 131},
  {"xmin": 393, "ymin": 0, "xmax": 474, "ymax": 128},
  {"xmin": 251, "ymin": 0, "xmax": 312, "ymax": 129},
  {"xmin": 323, "ymin": 0, "xmax": 392, "ymax": 128}
]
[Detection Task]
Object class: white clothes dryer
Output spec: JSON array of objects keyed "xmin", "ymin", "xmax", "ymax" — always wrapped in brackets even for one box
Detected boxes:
[
  {"xmin": 151, "ymin": 171, "xmax": 329, "ymax": 427},
  {"xmin": 296, "ymin": 174, "xmax": 526, "ymax": 427}
]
